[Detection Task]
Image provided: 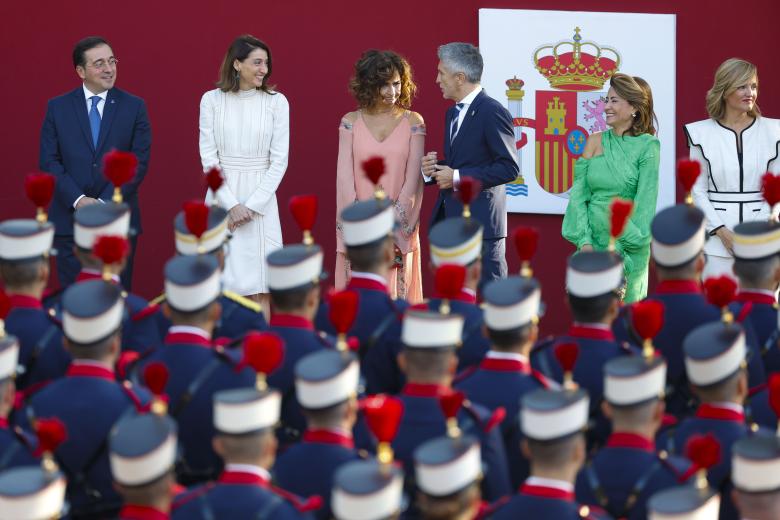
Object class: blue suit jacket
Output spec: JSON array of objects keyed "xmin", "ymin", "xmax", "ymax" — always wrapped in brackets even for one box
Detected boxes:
[
  {"xmin": 39, "ymin": 86, "xmax": 151, "ymax": 235},
  {"xmin": 432, "ymin": 89, "xmax": 519, "ymax": 239}
]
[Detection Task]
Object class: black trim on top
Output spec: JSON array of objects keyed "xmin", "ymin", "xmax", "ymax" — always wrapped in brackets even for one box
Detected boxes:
[
  {"xmin": 768, "ymin": 138, "xmax": 780, "ymax": 173},
  {"xmin": 715, "ymin": 118, "xmax": 756, "ymax": 192},
  {"xmin": 683, "ymin": 125, "xmax": 717, "ymax": 191}
]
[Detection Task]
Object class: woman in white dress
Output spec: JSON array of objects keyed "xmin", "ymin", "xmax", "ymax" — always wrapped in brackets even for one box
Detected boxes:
[
  {"xmin": 685, "ymin": 58, "xmax": 780, "ymax": 280},
  {"xmin": 199, "ymin": 34, "xmax": 289, "ymax": 317}
]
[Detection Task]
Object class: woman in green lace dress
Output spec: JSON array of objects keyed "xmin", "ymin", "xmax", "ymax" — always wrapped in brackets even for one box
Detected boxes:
[{"xmin": 562, "ymin": 74, "xmax": 660, "ymax": 302}]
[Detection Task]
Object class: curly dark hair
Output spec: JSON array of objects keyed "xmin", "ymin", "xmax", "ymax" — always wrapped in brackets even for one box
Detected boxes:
[{"xmin": 349, "ymin": 50, "xmax": 417, "ymax": 109}]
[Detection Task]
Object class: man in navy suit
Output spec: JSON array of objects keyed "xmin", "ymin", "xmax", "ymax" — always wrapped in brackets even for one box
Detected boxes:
[
  {"xmin": 39, "ymin": 36, "xmax": 151, "ymax": 290},
  {"xmin": 422, "ymin": 42, "xmax": 519, "ymax": 289}
]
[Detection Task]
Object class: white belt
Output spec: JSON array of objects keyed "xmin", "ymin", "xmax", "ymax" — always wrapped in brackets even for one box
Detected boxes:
[
  {"xmin": 219, "ymin": 155, "xmax": 270, "ymax": 169},
  {"xmin": 707, "ymin": 191, "xmax": 763, "ymax": 204}
]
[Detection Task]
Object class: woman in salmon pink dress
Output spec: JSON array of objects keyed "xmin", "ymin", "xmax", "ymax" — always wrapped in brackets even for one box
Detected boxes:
[{"xmin": 335, "ymin": 50, "xmax": 425, "ymax": 302}]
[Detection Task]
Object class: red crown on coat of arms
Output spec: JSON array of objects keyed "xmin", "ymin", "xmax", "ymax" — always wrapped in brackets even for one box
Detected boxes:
[{"xmin": 533, "ymin": 27, "xmax": 621, "ymax": 92}]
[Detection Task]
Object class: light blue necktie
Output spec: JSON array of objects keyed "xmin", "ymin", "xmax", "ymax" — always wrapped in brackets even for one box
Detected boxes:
[
  {"xmin": 89, "ymin": 95, "xmax": 101, "ymax": 148},
  {"xmin": 450, "ymin": 103, "xmax": 465, "ymax": 143}
]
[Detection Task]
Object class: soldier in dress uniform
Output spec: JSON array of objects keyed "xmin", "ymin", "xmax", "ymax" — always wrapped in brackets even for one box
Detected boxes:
[
  {"xmin": 265, "ymin": 207, "xmax": 332, "ymax": 446},
  {"xmin": 425, "ymin": 200, "xmax": 489, "ymax": 371},
  {"xmin": 730, "ymin": 219, "xmax": 780, "ymax": 372},
  {"xmin": 17, "ymin": 278, "xmax": 149, "ymax": 517},
  {"xmin": 532, "ymin": 248, "xmax": 635, "ymax": 449},
  {"xmin": 413, "ymin": 413, "xmax": 484, "ymax": 519},
  {"xmin": 646, "ymin": 477, "xmax": 721, "ymax": 520},
  {"xmin": 273, "ymin": 348, "xmax": 362, "ymax": 520},
  {"xmin": 331, "ymin": 394, "xmax": 405, "ymax": 520},
  {"xmin": 455, "ymin": 270, "xmax": 550, "ymax": 488},
  {"xmin": 46, "ymin": 181, "xmax": 161, "ymax": 354},
  {"xmin": 316, "ymin": 185, "xmax": 408, "ymax": 395},
  {"xmin": 575, "ymin": 334, "xmax": 691, "ymax": 519},
  {"xmin": 664, "ymin": 316, "xmax": 761, "ymax": 519},
  {"xmin": 110, "ymin": 396, "xmax": 178, "ymax": 520},
  {"xmin": 375, "ymin": 309, "xmax": 511, "ymax": 502},
  {"xmin": 138, "ymin": 254, "xmax": 255, "ymax": 484},
  {"xmin": 731, "ymin": 432, "xmax": 780, "ymax": 519},
  {"xmin": 173, "ymin": 371, "xmax": 318, "ymax": 519},
  {"xmin": 0, "ymin": 334, "xmax": 38, "ymax": 471},
  {"xmin": 0, "ymin": 419, "xmax": 67, "ymax": 520},
  {"xmin": 491, "ymin": 386, "xmax": 609, "ymax": 519},
  {"xmin": 151, "ymin": 200, "xmax": 267, "ymax": 341},
  {"xmin": 0, "ymin": 174, "xmax": 70, "ymax": 390}
]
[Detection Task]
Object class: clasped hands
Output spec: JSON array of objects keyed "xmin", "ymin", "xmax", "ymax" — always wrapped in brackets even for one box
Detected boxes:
[
  {"xmin": 422, "ymin": 152, "xmax": 454, "ymax": 189},
  {"xmin": 228, "ymin": 204, "xmax": 255, "ymax": 232}
]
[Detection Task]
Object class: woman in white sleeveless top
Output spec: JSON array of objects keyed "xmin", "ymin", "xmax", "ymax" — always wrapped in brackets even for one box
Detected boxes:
[
  {"xmin": 685, "ymin": 58, "xmax": 780, "ymax": 280},
  {"xmin": 199, "ymin": 35, "xmax": 289, "ymax": 317}
]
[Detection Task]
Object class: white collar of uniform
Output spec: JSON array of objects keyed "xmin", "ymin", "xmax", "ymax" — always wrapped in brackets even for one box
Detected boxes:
[
  {"xmin": 224, "ymin": 463, "xmax": 271, "ymax": 481},
  {"xmin": 486, "ymin": 351, "xmax": 528, "ymax": 364},
  {"xmin": 457, "ymin": 86, "xmax": 482, "ymax": 108},
  {"xmin": 71, "ymin": 359, "xmax": 114, "ymax": 371},
  {"xmin": 709, "ymin": 401, "xmax": 745, "ymax": 414},
  {"xmin": 83, "ymin": 84, "xmax": 108, "ymax": 102},
  {"xmin": 168, "ymin": 325, "xmax": 211, "ymax": 340},
  {"xmin": 572, "ymin": 321, "xmax": 612, "ymax": 331},
  {"xmin": 525, "ymin": 476, "xmax": 574, "ymax": 493},
  {"xmin": 350, "ymin": 272, "xmax": 387, "ymax": 285}
]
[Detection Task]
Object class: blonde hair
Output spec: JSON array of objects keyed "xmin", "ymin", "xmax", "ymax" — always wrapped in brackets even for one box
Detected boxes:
[
  {"xmin": 609, "ymin": 73, "xmax": 656, "ymax": 136},
  {"xmin": 706, "ymin": 58, "xmax": 761, "ymax": 121}
]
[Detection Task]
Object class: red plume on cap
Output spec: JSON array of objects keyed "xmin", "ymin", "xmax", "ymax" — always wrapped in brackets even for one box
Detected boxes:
[
  {"xmin": 677, "ymin": 159, "xmax": 701, "ymax": 204},
  {"xmin": 328, "ymin": 290, "xmax": 359, "ymax": 336},
  {"xmin": 513, "ymin": 226, "xmax": 539, "ymax": 277},
  {"xmin": 768, "ymin": 373, "xmax": 780, "ymax": 421},
  {"xmin": 93, "ymin": 235, "xmax": 130, "ymax": 266},
  {"xmin": 761, "ymin": 172, "xmax": 780, "ymax": 209},
  {"xmin": 458, "ymin": 177, "xmax": 481, "ymax": 206},
  {"xmin": 183, "ymin": 200, "xmax": 209, "ymax": 240},
  {"xmin": 631, "ymin": 299, "xmax": 665, "ymax": 358},
  {"xmin": 205, "ymin": 167, "xmax": 224, "ymax": 193},
  {"xmin": 289, "ymin": 195, "xmax": 318, "ymax": 245},
  {"xmin": 34, "ymin": 417, "xmax": 67, "ymax": 457},
  {"xmin": 25, "ymin": 173, "xmax": 56, "ymax": 223},
  {"xmin": 609, "ymin": 198, "xmax": 633, "ymax": 242},
  {"xmin": 362, "ymin": 156, "xmax": 386, "ymax": 186},
  {"xmin": 143, "ymin": 362, "xmax": 169, "ymax": 397},
  {"xmin": 681, "ymin": 433, "xmax": 721, "ymax": 485},
  {"xmin": 361, "ymin": 394, "xmax": 404, "ymax": 445},
  {"xmin": 554, "ymin": 341, "xmax": 579, "ymax": 373},
  {"xmin": 0, "ymin": 288, "xmax": 11, "ymax": 323},
  {"xmin": 103, "ymin": 150, "xmax": 137, "ymax": 202},
  {"xmin": 703, "ymin": 275, "xmax": 738, "ymax": 323},
  {"xmin": 243, "ymin": 332, "xmax": 285, "ymax": 390},
  {"xmin": 434, "ymin": 264, "xmax": 466, "ymax": 305}
]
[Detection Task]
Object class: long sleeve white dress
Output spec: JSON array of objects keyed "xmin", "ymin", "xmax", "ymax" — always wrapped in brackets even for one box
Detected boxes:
[{"xmin": 199, "ymin": 87, "xmax": 289, "ymax": 295}]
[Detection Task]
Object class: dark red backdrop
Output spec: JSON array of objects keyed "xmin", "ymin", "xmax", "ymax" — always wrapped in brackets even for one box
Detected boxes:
[{"xmin": 2, "ymin": 0, "xmax": 778, "ymax": 335}]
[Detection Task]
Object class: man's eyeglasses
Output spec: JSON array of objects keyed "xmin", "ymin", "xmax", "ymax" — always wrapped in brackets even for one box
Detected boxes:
[{"xmin": 88, "ymin": 58, "xmax": 119, "ymax": 71}]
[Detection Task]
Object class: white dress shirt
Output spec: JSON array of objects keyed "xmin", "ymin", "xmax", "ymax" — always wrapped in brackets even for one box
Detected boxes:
[
  {"xmin": 74, "ymin": 85, "xmax": 109, "ymax": 208},
  {"xmin": 451, "ymin": 85, "xmax": 482, "ymax": 188}
]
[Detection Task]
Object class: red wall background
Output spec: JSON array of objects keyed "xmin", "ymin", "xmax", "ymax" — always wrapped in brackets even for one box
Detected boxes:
[{"xmin": 1, "ymin": 0, "xmax": 778, "ymax": 335}]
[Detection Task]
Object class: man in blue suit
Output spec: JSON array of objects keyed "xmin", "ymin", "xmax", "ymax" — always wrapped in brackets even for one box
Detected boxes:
[
  {"xmin": 422, "ymin": 42, "xmax": 519, "ymax": 289},
  {"xmin": 39, "ymin": 36, "xmax": 151, "ymax": 290}
]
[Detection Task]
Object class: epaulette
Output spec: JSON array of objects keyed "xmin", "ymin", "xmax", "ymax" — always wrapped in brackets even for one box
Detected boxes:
[
  {"xmin": 532, "ymin": 369, "xmax": 558, "ymax": 390},
  {"xmin": 222, "ymin": 290, "xmax": 261, "ymax": 313},
  {"xmin": 131, "ymin": 303, "xmax": 160, "ymax": 322},
  {"xmin": 11, "ymin": 425, "xmax": 35, "ymax": 452},
  {"xmin": 45, "ymin": 309, "xmax": 62, "ymax": 328},
  {"xmin": 453, "ymin": 365, "xmax": 478, "ymax": 385},
  {"xmin": 41, "ymin": 287, "xmax": 63, "ymax": 305},
  {"xmin": 580, "ymin": 504, "xmax": 611, "ymax": 519},
  {"xmin": 462, "ymin": 399, "xmax": 505, "ymax": 434},
  {"xmin": 269, "ymin": 485, "xmax": 322, "ymax": 513},
  {"xmin": 736, "ymin": 301, "xmax": 753, "ymax": 323},
  {"xmin": 171, "ymin": 483, "xmax": 215, "ymax": 511},
  {"xmin": 149, "ymin": 293, "xmax": 166, "ymax": 306},
  {"xmin": 116, "ymin": 351, "xmax": 141, "ymax": 380},
  {"xmin": 658, "ymin": 450, "xmax": 691, "ymax": 481},
  {"xmin": 748, "ymin": 383, "xmax": 766, "ymax": 397},
  {"xmin": 14, "ymin": 380, "xmax": 52, "ymax": 409},
  {"xmin": 119, "ymin": 379, "xmax": 144, "ymax": 412}
]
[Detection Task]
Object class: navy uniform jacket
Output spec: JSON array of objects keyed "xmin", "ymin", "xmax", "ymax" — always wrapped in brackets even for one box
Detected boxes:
[
  {"xmin": 575, "ymin": 432, "xmax": 690, "ymax": 520},
  {"xmin": 173, "ymin": 467, "xmax": 314, "ymax": 519},
  {"xmin": 315, "ymin": 275, "xmax": 408, "ymax": 395},
  {"xmin": 455, "ymin": 351, "xmax": 551, "ymax": 488},
  {"xmin": 137, "ymin": 328, "xmax": 256, "ymax": 484},
  {"xmin": 6, "ymin": 294, "xmax": 70, "ymax": 391},
  {"xmin": 422, "ymin": 290, "xmax": 490, "ymax": 371},
  {"xmin": 664, "ymin": 403, "xmax": 761, "ymax": 520},
  {"xmin": 153, "ymin": 291, "xmax": 268, "ymax": 342},
  {"xmin": 268, "ymin": 315, "xmax": 332, "ymax": 446},
  {"xmin": 17, "ymin": 361, "xmax": 149, "ymax": 517},
  {"xmin": 273, "ymin": 429, "xmax": 362, "ymax": 520},
  {"xmin": 0, "ymin": 418, "xmax": 38, "ymax": 472},
  {"xmin": 492, "ymin": 479, "xmax": 612, "ymax": 519},
  {"xmin": 614, "ymin": 281, "xmax": 766, "ymax": 416},
  {"xmin": 731, "ymin": 290, "xmax": 780, "ymax": 373},
  {"xmin": 532, "ymin": 324, "xmax": 636, "ymax": 449},
  {"xmin": 39, "ymin": 86, "xmax": 150, "ymax": 236},
  {"xmin": 357, "ymin": 382, "xmax": 511, "ymax": 503},
  {"xmin": 745, "ymin": 386, "xmax": 778, "ymax": 429},
  {"xmin": 432, "ymin": 89, "xmax": 519, "ymax": 239}
]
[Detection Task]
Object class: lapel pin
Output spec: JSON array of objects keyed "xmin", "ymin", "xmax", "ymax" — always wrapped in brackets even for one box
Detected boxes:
[
  {"xmin": 110, "ymin": 99, "xmax": 116, "ymax": 104},
  {"xmin": 471, "ymin": 110, "xmax": 475, "ymax": 116}
]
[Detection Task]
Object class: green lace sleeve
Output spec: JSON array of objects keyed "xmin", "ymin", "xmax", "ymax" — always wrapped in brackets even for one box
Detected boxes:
[
  {"xmin": 562, "ymin": 158, "xmax": 593, "ymax": 249},
  {"xmin": 617, "ymin": 138, "xmax": 660, "ymax": 253}
]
